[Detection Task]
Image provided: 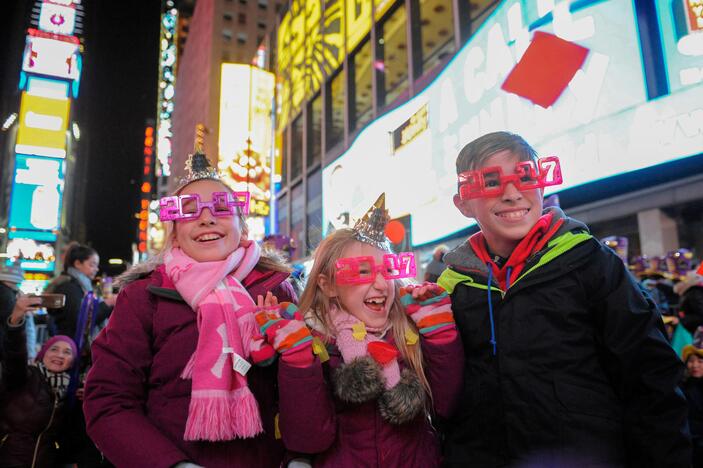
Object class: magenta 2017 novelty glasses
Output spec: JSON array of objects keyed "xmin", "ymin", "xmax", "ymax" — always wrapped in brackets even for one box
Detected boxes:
[
  {"xmin": 458, "ymin": 156, "xmax": 563, "ymax": 200},
  {"xmin": 335, "ymin": 252, "xmax": 417, "ymax": 285},
  {"xmin": 159, "ymin": 191, "xmax": 250, "ymax": 222}
]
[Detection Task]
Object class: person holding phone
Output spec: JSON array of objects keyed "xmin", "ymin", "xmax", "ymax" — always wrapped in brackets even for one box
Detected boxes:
[
  {"xmin": 1, "ymin": 272, "xmax": 78, "ymax": 467},
  {"xmin": 0, "ymin": 261, "xmax": 42, "ymax": 360}
]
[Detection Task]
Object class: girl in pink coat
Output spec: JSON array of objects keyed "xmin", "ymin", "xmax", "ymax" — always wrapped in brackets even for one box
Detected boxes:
[
  {"xmin": 253, "ymin": 195, "xmax": 464, "ymax": 467},
  {"xmin": 83, "ymin": 153, "xmax": 296, "ymax": 468}
]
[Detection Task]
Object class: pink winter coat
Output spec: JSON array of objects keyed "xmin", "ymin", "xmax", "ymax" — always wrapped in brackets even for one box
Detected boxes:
[
  {"xmin": 278, "ymin": 333, "xmax": 464, "ymax": 467},
  {"xmin": 83, "ymin": 265, "xmax": 297, "ymax": 468}
]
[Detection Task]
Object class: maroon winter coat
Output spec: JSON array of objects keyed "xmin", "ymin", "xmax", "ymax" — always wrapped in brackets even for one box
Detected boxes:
[
  {"xmin": 278, "ymin": 333, "xmax": 464, "ymax": 467},
  {"xmin": 83, "ymin": 265, "xmax": 297, "ymax": 468}
]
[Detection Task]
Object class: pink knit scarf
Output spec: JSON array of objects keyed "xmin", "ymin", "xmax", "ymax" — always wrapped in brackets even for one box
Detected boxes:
[
  {"xmin": 164, "ymin": 241, "xmax": 262, "ymax": 441},
  {"xmin": 331, "ymin": 306, "xmax": 401, "ymax": 389}
]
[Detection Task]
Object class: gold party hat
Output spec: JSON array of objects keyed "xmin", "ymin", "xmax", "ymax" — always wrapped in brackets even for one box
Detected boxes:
[
  {"xmin": 175, "ymin": 152, "xmax": 222, "ymax": 191},
  {"xmin": 353, "ymin": 193, "xmax": 392, "ymax": 251}
]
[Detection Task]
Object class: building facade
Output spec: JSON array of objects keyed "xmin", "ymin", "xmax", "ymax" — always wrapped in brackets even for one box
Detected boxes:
[
  {"xmin": 169, "ymin": 0, "xmax": 286, "ymax": 188},
  {"xmin": 269, "ymin": 0, "xmax": 703, "ymax": 269}
]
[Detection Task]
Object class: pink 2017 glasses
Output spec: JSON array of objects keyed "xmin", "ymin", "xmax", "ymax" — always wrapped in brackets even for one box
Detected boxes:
[
  {"xmin": 159, "ymin": 191, "xmax": 250, "ymax": 221},
  {"xmin": 335, "ymin": 252, "xmax": 417, "ymax": 285}
]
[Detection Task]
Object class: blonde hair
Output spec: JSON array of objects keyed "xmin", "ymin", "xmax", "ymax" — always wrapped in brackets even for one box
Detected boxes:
[{"xmin": 299, "ymin": 229, "xmax": 431, "ymax": 398}]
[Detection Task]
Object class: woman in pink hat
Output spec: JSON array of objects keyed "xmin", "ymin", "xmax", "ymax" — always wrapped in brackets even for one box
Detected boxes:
[{"xmin": 1, "ymin": 302, "xmax": 77, "ymax": 467}]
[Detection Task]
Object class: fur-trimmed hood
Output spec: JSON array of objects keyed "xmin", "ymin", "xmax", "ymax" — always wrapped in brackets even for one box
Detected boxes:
[{"xmin": 114, "ymin": 256, "xmax": 163, "ymax": 291}]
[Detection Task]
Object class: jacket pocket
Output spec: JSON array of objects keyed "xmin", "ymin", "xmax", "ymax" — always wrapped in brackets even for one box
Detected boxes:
[{"xmin": 554, "ymin": 379, "xmax": 622, "ymax": 421}]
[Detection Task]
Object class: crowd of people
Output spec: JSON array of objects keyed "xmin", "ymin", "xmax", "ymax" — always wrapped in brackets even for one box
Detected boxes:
[{"xmin": 1, "ymin": 131, "xmax": 702, "ymax": 467}]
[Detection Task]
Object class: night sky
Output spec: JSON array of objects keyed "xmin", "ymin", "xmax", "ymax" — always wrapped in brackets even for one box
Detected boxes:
[{"xmin": 75, "ymin": 1, "xmax": 161, "ymax": 265}]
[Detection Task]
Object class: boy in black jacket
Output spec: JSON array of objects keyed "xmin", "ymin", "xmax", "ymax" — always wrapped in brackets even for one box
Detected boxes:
[{"xmin": 439, "ymin": 131, "xmax": 690, "ymax": 467}]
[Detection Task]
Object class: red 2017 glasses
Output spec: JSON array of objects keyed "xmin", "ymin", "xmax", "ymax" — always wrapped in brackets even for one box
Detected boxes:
[{"xmin": 458, "ymin": 156, "xmax": 563, "ymax": 200}]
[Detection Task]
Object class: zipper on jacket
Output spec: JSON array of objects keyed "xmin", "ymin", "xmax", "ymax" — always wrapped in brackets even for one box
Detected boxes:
[{"xmin": 31, "ymin": 393, "xmax": 58, "ymax": 468}]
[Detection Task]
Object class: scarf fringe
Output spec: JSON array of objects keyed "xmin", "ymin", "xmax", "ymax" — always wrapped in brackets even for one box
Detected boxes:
[{"xmin": 184, "ymin": 387, "xmax": 264, "ymax": 441}]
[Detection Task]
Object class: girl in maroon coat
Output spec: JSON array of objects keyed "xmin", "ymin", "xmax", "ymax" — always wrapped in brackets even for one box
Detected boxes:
[
  {"xmin": 83, "ymin": 153, "xmax": 296, "ymax": 468},
  {"xmin": 254, "ymin": 195, "xmax": 464, "ymax": 467}
]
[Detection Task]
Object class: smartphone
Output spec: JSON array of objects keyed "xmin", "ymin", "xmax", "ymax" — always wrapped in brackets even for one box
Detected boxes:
[{"xmin": 29, "ymin": 293, "xmax": 66, "ymax": 308}]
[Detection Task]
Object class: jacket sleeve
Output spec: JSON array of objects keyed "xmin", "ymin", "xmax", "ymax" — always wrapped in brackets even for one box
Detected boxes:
[
  {"xmin": 278, "ymin": 359, "xmax": 337, "ymax": 454},
  {"xmin": 0, "ymin": 286, "xmax": 15, "ymax": 328},
  {"xmin": 422, "ymin": 333, "xmax": 464, "ymax": 420},
  {"xmin": 1, "ymin": 319, "xmax": 29, "ymax": 390},
  {"xmin": 589, "ymin": 247, "xmax": 690, "ymax": 466},
  {"xmin": 95, "ymin": 301, "xmax": 113, "ymax": 325},
  {"xmin": 270, "ymin": 279, "xmax": 298, "ymax": 305},
  {"xmin": 83, "ymin": 285, "xmax": 189, "ymax": 468}
]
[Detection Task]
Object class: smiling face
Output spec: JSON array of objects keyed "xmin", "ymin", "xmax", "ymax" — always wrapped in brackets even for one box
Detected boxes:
[
  {"xmin": 453, "ymin": 149, "xmax": 543, "ymax": 258},
  {"xmin": 172, "ymin": 179, "xmax": 244, "ymax": 262},
  {"xmin": 42, "ymin": 341, "xmax": 74, "ymax": 373},
  {"xmin": 331, "ymin": 241, "xmax": 396, "ymax": 330},
  {"xmin": 74, "ymin": 253, "xmax": 99, "ymax": 280}
]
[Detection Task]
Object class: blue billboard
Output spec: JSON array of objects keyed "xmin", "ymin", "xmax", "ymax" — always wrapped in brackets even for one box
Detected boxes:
[{"xmin": 8, "ymin": 153, "xmax": 65, "ymax": 242}]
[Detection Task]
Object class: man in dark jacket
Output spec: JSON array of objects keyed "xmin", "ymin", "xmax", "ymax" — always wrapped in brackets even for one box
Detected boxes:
[{"xmin": 440, "ymin": 132, "xmax": 690, "ymax": 467}]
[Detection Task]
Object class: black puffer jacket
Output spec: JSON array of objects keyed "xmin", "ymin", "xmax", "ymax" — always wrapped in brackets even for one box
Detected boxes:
[
  {"xmin": 439, "ymin": 208, "xmax": 690, "ymax": 467},
  {"xmin": 0, "ymin": 323, "xmax": 65, "ymax": 468}
]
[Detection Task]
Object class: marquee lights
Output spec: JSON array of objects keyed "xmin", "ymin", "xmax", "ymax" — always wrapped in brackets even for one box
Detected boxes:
[{"xmin": 155, "ymin": 5, "xmax": 178, "ymax": 178}]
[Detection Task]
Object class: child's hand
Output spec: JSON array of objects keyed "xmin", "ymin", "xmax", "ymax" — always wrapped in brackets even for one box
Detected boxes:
[
  {"xmin": 403, "ymin": 282, "xmax": 446, "ymax": 302},
  {"xmin": 256, "ymin": 291, "xmax": 279, "ymax": 308},
  {"xmin": 400, "ymin": 283, "xmax": 455, "ymax": 337},
  {"xmin": 254, "ymin": 302, "xmax": 313, "ymax": 367}
]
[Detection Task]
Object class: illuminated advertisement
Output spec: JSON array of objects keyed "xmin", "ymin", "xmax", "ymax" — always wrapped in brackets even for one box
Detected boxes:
[
  {"xmin": 39, "ymin": 2, "xmax": 77, "ymax": 36},
  {"xmin": 6, "ymin": 239, "xmax": 57, "ymax": 273},
  {"xmin": 26, "ymin": 76, "xmax": 70, "ymax": 100},
  {"xmin": 156, "ymin": 4, "xmax": 178, "ymax": 177},
  {"xmin": 22, "ymin": 29, "xmax": 80, "ymax": 81},
  {"xmin": 8, "ymin": 154, "xmax": 65, "ymax": 242},
  {"xmin": 322, "ymin": 0, "xmax": 703, "ymax": 246},
  {"xmin": 655, "ymin": 0, "xmax": 703, "ymax": 92},
  {"xmin": 15, "ymin": 91, "xmax": 70, "ymax": 158},
  {"xmin": 276, "ymin": 0, "xmax": 345, "ymax": 128},
  {"xmin": 219, "ymin": 64, "xmax": 274, "ymax": 217}
]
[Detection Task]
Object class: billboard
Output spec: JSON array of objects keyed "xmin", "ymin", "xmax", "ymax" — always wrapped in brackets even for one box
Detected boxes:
[
  {"xmin": 655, "ymin": 0, "xmax": 703, "ymax": 93},
  {"xmin": 8, "ymin": 154, "xmax": 65, "ymax": 242},
  {"xmin": 322, "ymin": 0, "xmax": 703, "ymax": 246},
  {"xmin": 22, "ymin": 29, "xmax": 80, "ymax": 81},
  {"xmin": 15, "ymin": 91, "xmax": 70, "ymax": 158},
  {"xmin": 6, "ymin": 239, "xmax": 57, "ymax": 273},
  {"xmin": 219, "ymin": 64, "xmax": 274, "ymax": 217},
  {"xmin": 39, "ymin": 1, "xmax": 77, "ymax": 36}
]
